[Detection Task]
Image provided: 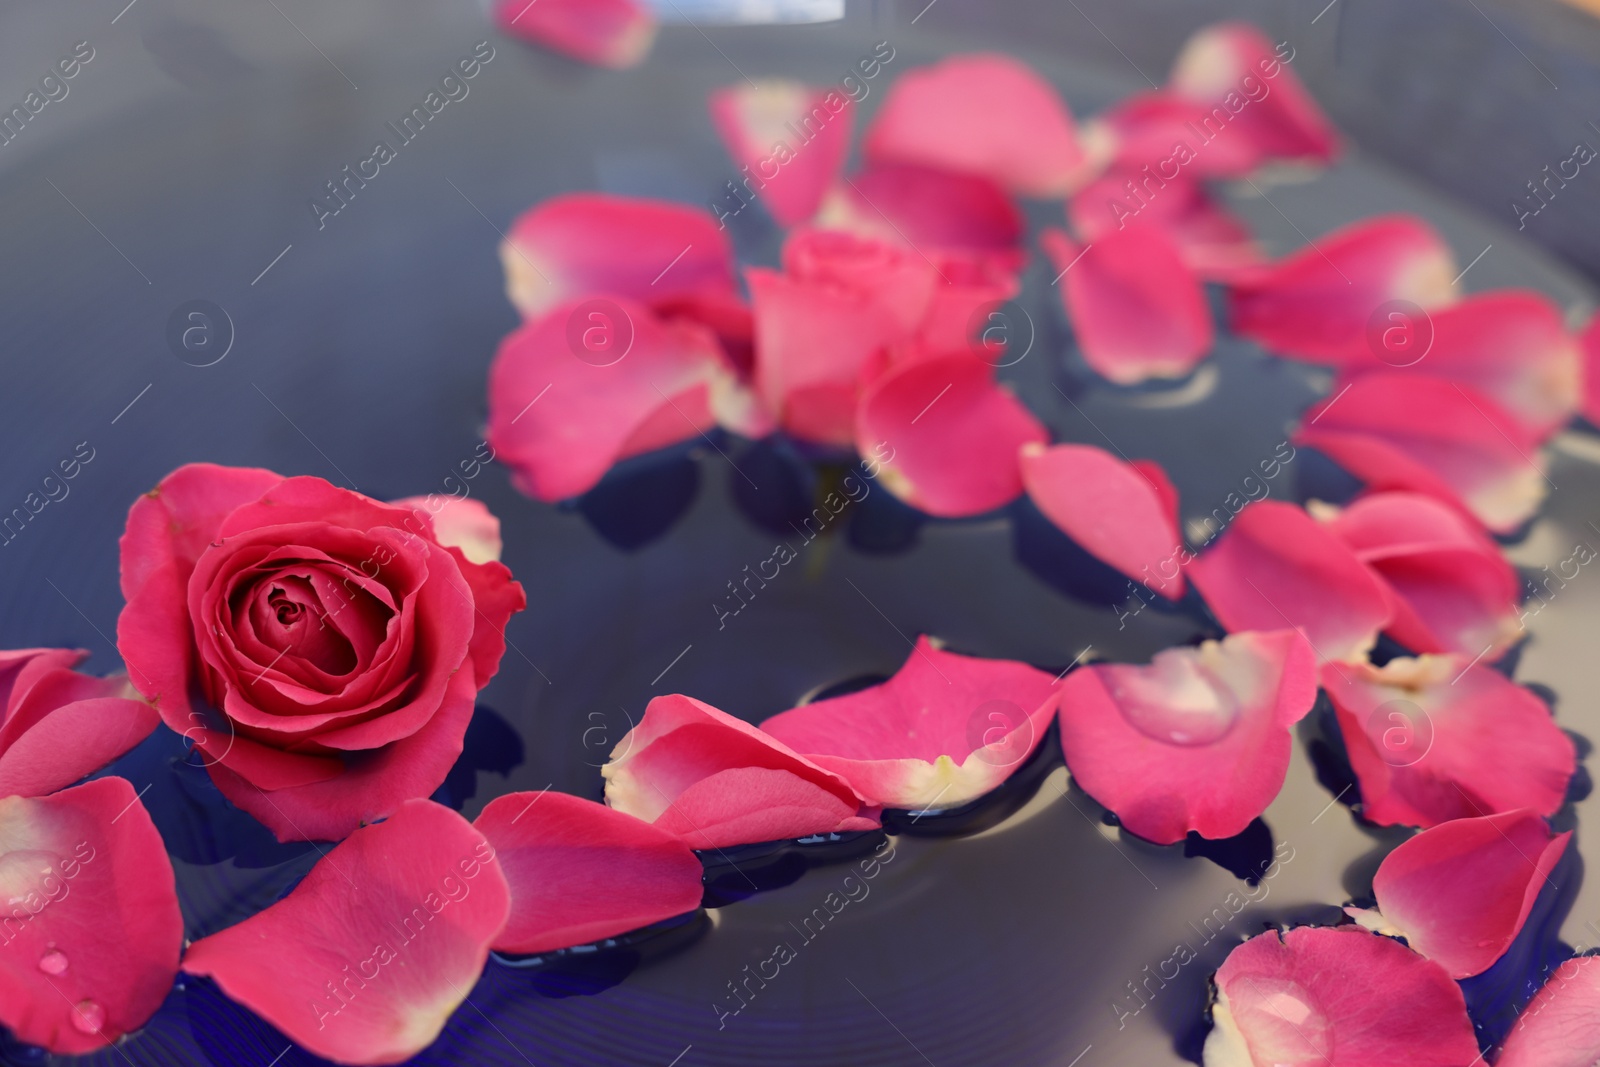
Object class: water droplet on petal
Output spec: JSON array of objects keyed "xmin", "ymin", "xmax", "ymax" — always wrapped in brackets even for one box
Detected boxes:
[
  {"xmin": 70, "ymin": 1000, "xmax": 104, "ymax": 1035},
  {"xmin": 37, "ymin": 950, "xmax": 67, "ymax": 976}
]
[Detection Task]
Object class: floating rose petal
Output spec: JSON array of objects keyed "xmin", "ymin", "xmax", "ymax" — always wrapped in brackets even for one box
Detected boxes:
[
  {"xmin": 183, "ymin": 799, "xmax": 510, "ymax": 1066},
  {"xmin": 815, "ymin": 162, "xmax": 1025, "ymax": 272},
  {"xmin": 1315, "ymin": 492, "xmax": 1522, "ymax": 661},
  {"xmin": 1296, "ymin": 373, "xmax": 1549, "ymax": 534},
  {"xmin": 1582, "ymin": 314, "xmax": 1600, "ymax": 427},
  {"xmin": 474, "ymin": 791, "xmax": 703, "ymax": 955},
  {"xmin": 602, "ymin": 694, "xmax": 877, "ymax": 850},
  {"xmin": 493, "ymin": 0, "xmax": 655, "ymax": 69},
  {"xmin": 1043, "ymin": 225, "xmax": 1214, "ymax": 384},
  {"xmin": 1229, "ymin": 215, "xmax": 1458, "ymax": 363},
  {"xmin": 1497, "ymin": 955, "xmax": 1600, "ymax": 1067},
  {"xmin": 1324, "ymin": 655, "xmax": 1575, "ymax": 828},
  {"xmin": 1169, "ymin": 23, "xmax": 1341, "ymax": 170},
  {"xmin": 1057, "ymin": 629, "xmax": 1317, "ymax": 844},
  {"xmin": 1069, "ymin": 169, "xmax": 1265, "ymax": 282},
  {"xmin": 391, "ymin": 496, "xmax": 501, "ymax": 566},
  {"xmin": 855, "ymin": 353, "xmax": 1048, "ymax": 518},
  {"xmin": 0, "ymin": 649, "xmax": 157, "ymax": 798},
  {"xmin": 1095, "ymin": 91, "xmax": 1263, "ymax": 179},
  {"xmin": 1338, "ymin": 290, "xmax": 1580, "ymax": 440},
  {"xmin": 1188, "ymin": 501, "xmax": 1392, "ymax": 663},
  {"xmin": 760, "ymin": 636, "xmax": 1058, "ymax": 809},
  {"xmin": 1346, "ymin": 809, "xmax": 1568, "ymax": 978},
  {"xmin": 709, "ymin": 81, "xmax": 854, "ymax": 228},
  {"xmin": 1203, "ymin": 926, "xmax": 1478, "ymax": 1067},
  {"xmin": 1018, "ymin": 443, "xmax": 1186, "ymax": 599},
  {"xmin": 500, "ymin": 193, "xmax": 738, "ymax": 323},
  {"xmin": 864, "ymin": 53, "xmax": 1085, "ymax": 197},
  {"xmin": 487, "ymin": 297, "xmax": 729, "ymax": 501},
  {"xmin": 0, "ymin": 778, "xmax": 181, "ymax": 1055}
]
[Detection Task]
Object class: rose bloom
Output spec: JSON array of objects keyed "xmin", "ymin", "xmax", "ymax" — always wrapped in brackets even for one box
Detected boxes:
[{"xmin": 117, "ymin": 464, "xmax": 525, "ymax": 842}]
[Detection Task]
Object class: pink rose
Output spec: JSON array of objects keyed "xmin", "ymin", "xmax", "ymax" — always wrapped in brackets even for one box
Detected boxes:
[{"xmin": 116, "ymin": 464, "xmax": 526, "ymax": 842}]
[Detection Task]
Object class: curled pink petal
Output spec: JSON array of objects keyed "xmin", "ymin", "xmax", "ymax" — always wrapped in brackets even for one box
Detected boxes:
[
  {"xmin": 855, "ymin": 353, "xmax": 1048, "ymax": 518},
  {"xmin": 1296, "ymin": 373, "xmax": 1549, "ymax": 534},
  {"xmin": 391, "ymin": 496, "xmax": 502, "ymax": 565},
  {"xmin": 1188, "ymin": 501, "xmax": 1393, "ymax": 664},
  {"xmin": 1204, "ymin": 926, "xmax": 1478, "ymax": 1067},
  {"xmin": 1324, "ymin": 655, "xmax": 1576, "ymax": 828},
  {"xmin": 182, "ymin": 799, "xmax": 511, "ymax": 1066},
  {"xmin": 487, "ymin": 297, "xmax": 728, "ymax": 501},
  {"xmin": 1057, "ymin": 630, "xmax": 1317, "ymax": 844},
  {"xmin": 1315, "ymin": 492, "xmax": 1521, "ymax": 660},
  {"xmin": 1043, "ymin": 225, "xmax": 1214, "ymax": 384},
  {"xmin": 493, "ymin": 0, "xmax": 655, "ymax": 69},
  {"xmin": 1497, "ymin": 955, "xmax": 1600, "ymax": 1067},
  {"xmin": 0, "ymin": 778, "xmax": 182, "ymax": 1055},
  {"xmin": 603, "ymin": 694, "xmax": 876, "ymax": 850},
  {"xmin": 1069, "ymin": 169, "xmax": 1265, "ymax": 282},
  {"xmin": 815, "ymin": 162, "xmax": 1025, "ymax": 272},
  {"xmin": 1347, "ymin": 809, "xmax": 1568, "ymax": 978},
  {"xmin": 1339, "ymin": 289, "xmax": 1581, "ymax": 439},
  {"xmin": 474, "ymin": 791, "xmax": 703, "ymax": 955},
  {"xmin": 0, "ymin": 649, "xmax": 157, "ymax": 798},
  {"xmin": 1018, "ymin": 443, "xmax": 1186, "ymax": 599},
  {"xmin": 709, "ymin": 81, "xmax": 854, "ymax": 228},
  {"xmin": 1168, "ymin": 23, "xmax": 1341, "ymax": 170},
  {"xmin": 500, "ymin": 193, "xmax": 737, "ymax": 322},
  {"xmin": 864, "ymin": 53, "xmax": 1084, "ymax": 197},
  {"xmin": 760, "ymin": 636, "xmax": 1059, "ymax": 809},
  {"xmin": 1229, "ymin": 215, "xmax": 1458, "ymax": 363}
]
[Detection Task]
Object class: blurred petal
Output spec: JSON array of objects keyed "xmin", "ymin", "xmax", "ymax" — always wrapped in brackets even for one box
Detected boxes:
[
  {"xmin": 815, "ymin": 162, "xmax": 1025, "ymax": 272},
  {"xmin": 709, "ymin": 80, "xmax": 853, "ymax": 227},
  {"xmin": 1296, "ymin": 373, "xmax": 1549, "ymax": 534},
  {"xmin": 1019, "ymin": 443, "xmax": 1186, "ymax": 599},
  {"xmin": 864, "ymin": 53, "xmax": 1085, "ymax": 196},
  {"xmin": 1095, "ymin": 91, "xmax": 1264, "ymax": 179},
  {"xmin": 1057, "ymin": 630, "xmax": 1317, "ymax": 844},
  {"xmin": 1189, "ymin": 501, "xmax": 1392, "ymax": 663},
  {"xmin": 1229, "ymin": 215, "xmax": 1458, "ymax": 363},
  {"xmin": 475, "ymin": 791, "xmax": 704, "ymax": 955},
  {"xmin": 760, "ymin": 636, "xmax": 1059, "ymax": 809},
  {"xmin": 1497, "ymin": 955, "xmax": 1600, "ymax": 1067},
  {"xmin": 1349, "ymin": 809, "xmax": 1568, "ymax": 978},
  {"xmin": 1324, "ymin": 655, "xmax": 1576, "ymax": 828},
  {"xmin": 1069, "ymin": 169, "xmax": 1265, "ymax": 281},
  {"xmin": 391, "ymin": 496, "xmax": 502, "ymax": 565},
  {"xmin": 494, "ymin": 0, "xmax": 655, "ymax": 69},
  {"xmin": 1044, "ymin": 225, "xmax": 1214, "ymax": 384},
  {"xmin": 856, "ymin": 354, "xmax": 1048, "ymax": 517},
  {"xmin": 1204, "ymin": 926, "xmax": 1477, "ymax": 1067}
]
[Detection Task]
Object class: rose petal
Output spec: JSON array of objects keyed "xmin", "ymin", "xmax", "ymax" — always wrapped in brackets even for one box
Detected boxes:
[
  {"xmin": 1229, "ymin": 215, "xmax": 1458, "ymax": 363},
  {"xmin": 1338, "ymin": 289, "xmax": 1581, "ymax": 439},
  {"xmin": 760, "ymin": 636, "xmax": 1059, "ymax": 809},
  {"xmin": 1068, "ymin": 168, "xmax": 1265, "ymax": 282},
  {"xmin": 487, "ymin": 297, "xmax": 728, "ymax": 501},
  {"xmin": 499, "ymin": 194, "xmax": 736, "ymax": 322},
  {"xmin": 1315, "ymin": 492, "xmax": 1522, "ymax": 660},
  {"xmin": 1168, "ymin": 23, "xmax": 1341, "ymax": 171},
  {"xmin": 864, "ymin": 53, "xmax": 1084, "ymax": 197},
  {"xmin": 0, "ymin": 778, "xmax": 182, "ymax": 1055},
  {"xmin": 1019, "ymin": 443, "xmax": 1186, "ymax": 599},
  {"xmin": 1347, "ymin": 809, "xmax": 1568, "ymax": 978},
  {"xmin": 1188, "ymin": 501, "xmax": 1393, "ymax": 663},
  {"xmin": 391, "ymin": 496, "xmax": 501, "ymax": 565},
  {"xmin": 1582, "ymin": 314, "xmax": 1600, "ymax": 427},
  {"xmin": 1043, "ymin": 225, "xmax": 1214, "ymax": 384},
  {"xmin": 493, "ymin": 0, "xmax": 655, "ymax": 69},
  {"xmin": 855, "ymin": 353, "xmax": 1048, "ymax": 518},
  {"xmin": 709, "ymin": 81, "xmax": 854, "ymax": 227},
  {"xmin": 815, "ymin": 162, "xmax": 1025, "ymax": 272},
  {"xmin": 183, "ymin": 799, "xmax": 510, "ymax": 1065},
  {"xmin": 0, "ymin": 695, "xmax": 158, "ymax": 799},
  {"xmin": 602, "ymin": 694, "xmax": 875, "ymax": 850},
  {"xmin": 1095, "ymin": 91, "xmax": 1264, "ymax": 180},
  {"xmin": 1497, "ymin": 955, "xmax": 1600, "ymax": 1067},
  {"xmin": 474, "ymin": 791, "xmax": 703, "ymax": 955},
  {"xmin": 1295, "ymin": 373, "xmax": 1549, "ymax": 534},
  {"xmin": 1057, "ymin": 630, "xmax": 1317, "ymax": 844},
  {"xmin": 1324, "ymin": 655, "xmax": 1576, "ymax": 828},
  {"xmin": 1203, "ymin": 926, "xmax": 1477, "ymax": 1067}
]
